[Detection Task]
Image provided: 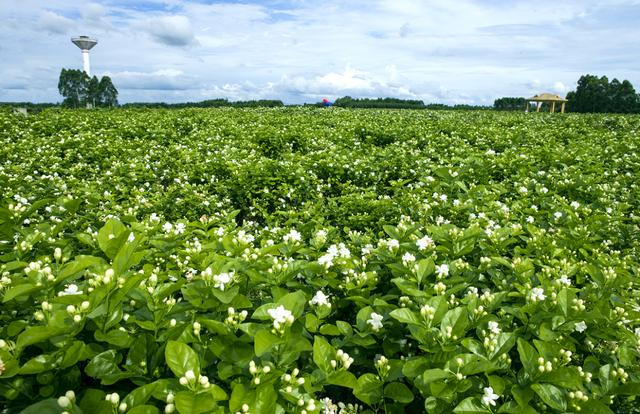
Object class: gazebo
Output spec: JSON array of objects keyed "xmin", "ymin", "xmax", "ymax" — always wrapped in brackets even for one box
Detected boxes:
[{"xmin": 525, "ymin": 93, "xmax": 567, "ymax": 113}]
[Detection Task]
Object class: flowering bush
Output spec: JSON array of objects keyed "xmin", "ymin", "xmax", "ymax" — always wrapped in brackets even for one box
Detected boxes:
[{"xmin": 1, "ymin": 108, "xmax": 640, "ymax": 413}]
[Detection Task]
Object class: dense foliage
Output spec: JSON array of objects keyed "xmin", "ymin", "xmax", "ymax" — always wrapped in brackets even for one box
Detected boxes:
[
  {"xmin": 121, "ymin": 100, "xmax": 285, "ymax": 109},
  {"xmin": 333, "ymin": 97, "xmax": 426, "ymax": 109},
  {"xmin": 493, "ymin": 98, "xmax": 529, "ymax": 112},
  {"xmin": 1, "ymin": 108, "xmax": 640, "ymax": 414},
  {"xmin": 58, "ymin": 69, "xmax": 118, "ymax": 109},
  {"xmin": 566, "ymin": 75, "xmax": 640, "ymax": 114}
]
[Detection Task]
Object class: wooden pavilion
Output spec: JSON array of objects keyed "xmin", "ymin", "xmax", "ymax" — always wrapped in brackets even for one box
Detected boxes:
[{"xmin": 525, "ymin": 93, "xmax": 567, "ymax": 113}]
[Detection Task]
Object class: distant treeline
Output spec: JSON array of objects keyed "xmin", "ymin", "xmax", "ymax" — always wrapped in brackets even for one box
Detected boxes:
[
  {"xmin": 121, "ymin": 99, "xmax": 285, "ymax": 109},
  {"xmin": 493, "ymin": 97, "xmax": 530, "ymax": 111},
  {"xmin": 333, "ymin": 96, "xmax": 426, "ymax": 109},
  {"xmin": 0, "ymin": 102, "xmax": 59, "ymax": 114},
  {"xmin": 305, "ymin": 96, "xmax": 490, "ymax": 110}
]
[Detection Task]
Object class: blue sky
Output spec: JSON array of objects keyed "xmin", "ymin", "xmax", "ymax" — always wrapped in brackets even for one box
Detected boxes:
[{"xmin": 1, "ymin": 0, "xmax": 639, "ymax": 104}]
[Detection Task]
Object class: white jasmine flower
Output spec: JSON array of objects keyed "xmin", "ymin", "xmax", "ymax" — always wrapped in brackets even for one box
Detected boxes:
[
  {"xmin": 174, "ymin": 223, "xmax": 186, "ymax": 235},
  {"xmin": 310, "ymin": 291, "xmax": 330, "ymax": 307},
  {"xmin": 367, "ymin": 312, "xmax": 384, "ymax": 331},
  {"xmin": 529, "ymin": 287, "xmax": 546, "ymax": 302},
  {"xmin": 338, "ymin": 244, "xmax": 351, "ymax": 258},
  {"xmin": 388, "ymin": 239, "xmax": 400, "ymax": 250},
  {"xmin": 402, "ymin": 252, "xmax": 416, "ymax": 264},
  {"xmin": 318, "ymin": 253, "xmax": 334, "ymax": 268},
  {"xmin": 283, "ymin": 229, "xmax": 301, "ymax": 243},
  {"xmin": 162, "ymin": 222, "xmax": 173, "ymax": 233},
  {"xmin": 59, "ymin": 284, "xmax": 83, "ymax": 296},
  {"xmin": 268, "ymin": 305, "xmax": 294, "ymax": 326},
  {"xmin": 127, "ymin": 232, "xmax": 135, "ymax": 243},
  {"xmin": 416, "ymin": 235, "xmax": 434, "ymax": 250},
  {"xmin": 487, "ymin": 321, "xmax": 501, "ymax": 335},
  {"xmin": 575, "ymin": 321, "xmax": 587, "ymax": 333},
  {"xmin": 482, "ymin": 387, "xmax": 499, "ymax": 407},
  {"xmin": 213, "ymin": 272, "xmax": 233, "ymax": 291},
  {"xmin": 557, "ymin": 275, "xmax": 571, "ymax": 287},
  {"xmin": 435, "ymin": 264, "xmax": 449, "ymax": 278}
]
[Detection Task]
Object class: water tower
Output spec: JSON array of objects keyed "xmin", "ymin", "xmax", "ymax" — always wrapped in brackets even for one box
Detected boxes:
[{"xmin": 71, "ymin": 36, "xmax": 98, "ymax": 76}]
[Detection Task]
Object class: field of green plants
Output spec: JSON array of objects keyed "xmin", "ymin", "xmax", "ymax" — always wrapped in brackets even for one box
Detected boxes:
[{"xmin": 1, "ymin": 107, "xmax": 639, "ymax": 414}]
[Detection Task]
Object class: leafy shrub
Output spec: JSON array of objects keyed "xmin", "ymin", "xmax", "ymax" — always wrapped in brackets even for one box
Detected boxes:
[{"xmin": 1, "ymin": 108, "xmax": 640, "ymax": 413}]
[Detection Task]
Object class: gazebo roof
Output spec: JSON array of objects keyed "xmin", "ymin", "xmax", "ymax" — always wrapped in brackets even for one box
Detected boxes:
[{"xmin": 527, "ymin": 93, "xmax": 567, "ymax": 102}]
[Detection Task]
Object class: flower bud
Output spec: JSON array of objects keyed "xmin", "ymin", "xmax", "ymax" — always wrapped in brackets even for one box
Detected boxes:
[{"xmin": 57, "ymin": 396, "xmax": 71, "ymax": 408}]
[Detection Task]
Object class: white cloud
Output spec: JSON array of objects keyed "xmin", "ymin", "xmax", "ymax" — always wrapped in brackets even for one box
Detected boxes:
[
  {"xmin": 39, "ymin": 11, "xmax": 74, "ymax": 34},
  {"xmin": 1, "ymin": 0, "xmax": 640, "ymax": 104},
  {"xmin": 146, "ymin": 15, "xmax": 195, "ymax": 47},
  {"xmin": 106, "ymin": 69, "xmax": 194, "ymax": 90}
]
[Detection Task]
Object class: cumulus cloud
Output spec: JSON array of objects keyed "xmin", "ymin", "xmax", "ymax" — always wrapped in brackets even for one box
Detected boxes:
[
  {"xmin": 39, "ymin": 11, "xmax": 74, "ymax": 35},
  {"xmin": 146, "ymin": 15, "xmax": 196, "ymax": 47},
  {"xmin": 2, "ymin": 0, "xmax": 640, "ymax": 103},
  {"xmin": 278, "ymin": 66, "xmax": 419, "ymax": 99},
  {"xmin": 106, "ymin": 69, "xmax": 196, "ymax": 90},
  {"xmin": 81, "ymin": 3, "xmax": 111, "ymax": 29}
]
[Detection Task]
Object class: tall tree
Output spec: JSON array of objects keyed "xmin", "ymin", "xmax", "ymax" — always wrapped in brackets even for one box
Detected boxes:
[
  {"xmin": 58, "ymin": 69, "xmax": 119, "ymax": 108},
  {"xmin": 87, "ymin": 76, "xmax": 101, "ymax": 108},
  {"xmin": 567, "ymin": 74, "xmax": 638, "ymax": 113},
  {"xmin": 58, "ymin": 69, "xmax": 90, "ymax": 108},
  {"xmin": 98, "ymin": 76, "xmax": 118, "ymax": 107}
]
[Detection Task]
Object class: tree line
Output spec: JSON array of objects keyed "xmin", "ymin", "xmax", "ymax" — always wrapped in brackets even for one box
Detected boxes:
[
  {"xmin": 494, "ymin": 75, "xmax": 640, "ymax": 113},
  {"xmin": 121, "ymin": 99, "xmax": 284, "ymax": 109},
  {"xmin": 58, "ymin": 69, "xmax": 118, "ymax": 108}
]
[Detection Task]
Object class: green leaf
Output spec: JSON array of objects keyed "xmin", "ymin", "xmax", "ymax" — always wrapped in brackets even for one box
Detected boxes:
[
  {"xmin": 539, "ymin": 367, "xmax": 583, "ymax": 389},
  {"xmin": 327, "ymin": 370, "xmax": 357, "ymax": 389},
  {"xmin": 165, "ymin": 340, "xmax": 200, "ymax": 378},
  {"xmin": 531, "ymin": 383, "xmax": 566, "ymax": 411},
  {"xmin": 254, "ymin": 329, "xmax": 282, "ymax": 356},
  {"xmin": 127, "ymin": 406, "xmax": 160, "ymax": 414},
  {"xmin": 79, "ymin": 389, "xmax": 112, "ymax": 414},
  {"xmin": 3, "ymin": 283, "xmax": 39, "ymax": 303},
  {"xmin": 16, "ymin": 325, "xmax": 70, "ymax": 350},
  {"xmin": 175, "ymin": 391, "xmax": 218, "ymax": 414},
  {"xmin": 517, "ymin": 338, "xmax": 538, "ymax": 378},
  {"xmin": 56, "ymin": 255, "xmax": 104, "ymax": 282},
  {"xmin": 124, "ymin": 382, "xmax": 159, "ymax": 408},
  {"xmin": 253, "ymin": 384, "xmax": 277, "ymax": 414},
  {"xmin": 336, "ymin": 320, "xmax": 353, "ymax": 336},
  {"xmin": 453, "ymin": 397, "xmax": 492, "ymax": 413},
  {"xmin": 441, "ymin": 307, "xmax": 468, "ymax": 337},
  {"xmin": 313, "ymin": 335, "xmax": 334, "ymax": 372},
  {"xmin": 416, "ymin": 258, "xmax": 435, "ymax": 284},
  {"xmin": 229, "ymin": 384, "xmax": 251, "ymax": 413},
  {"xmin": 389, "ymin": 308, "xmax": 422, "ymax": 326},
  {"xmin": 113, "ymin": 234, "xmax": 142, "ymax": 275},
  {"xmin": 319, "ymin": 324, "xmax": 341, "ymax": 336},
  {"xmin": 354, "ymin": 373, "xmax": 383, "ymax": 405},
  {"xmin": 97, "ymin": 219, "xmax": 127, "ymax": 259},
  {"xmin": 419, "ymin": 369, "xmax": 452, "ymax": 385},
  {"xmin": 384, "ymin": 382, "xmax": 414, "ymax": 404},
  {"xmin": 18, "ymin": 398, "xmax": 61, "ymax": 414},
  {"xmin": 19, "ymin": 353, "xmax": 56, "ymax": 374},
  {"xmin": 488, "ymin": 332, "xmax": 516, "ymax": 360}
]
